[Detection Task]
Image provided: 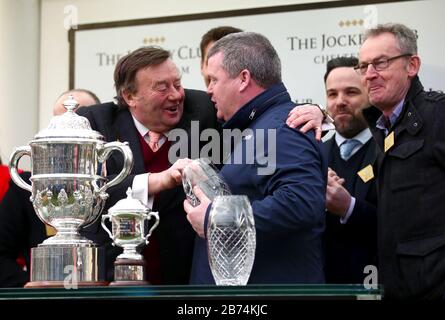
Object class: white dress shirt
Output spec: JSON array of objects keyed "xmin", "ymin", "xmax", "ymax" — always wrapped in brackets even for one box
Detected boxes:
[{"xmin": 131, "ymin": 115, "xmax": 169, "ymax": 209}]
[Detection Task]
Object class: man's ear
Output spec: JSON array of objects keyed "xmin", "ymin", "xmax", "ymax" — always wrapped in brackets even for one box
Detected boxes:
[
  {"xmin": 407, "ymin": 55, "xmax": 421, "ymax": 78},
  {"xmin": 122, "ymin": 89, "xmax": 136, "ymax": 108},
  {"xmin": 239, "ymin": 69, "xmax": 251, "ymax": 92}
]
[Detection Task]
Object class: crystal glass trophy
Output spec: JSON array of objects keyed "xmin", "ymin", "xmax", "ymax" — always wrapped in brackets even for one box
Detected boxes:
[
  {"xmin": 9, "ymin": 96, "xmax": 134, "ymax": 287},
  {"xmin": 101, "ymin": 188, "xmax": 159, "ymax": 286},
  {"xmin": 182, "ymin": 158, "xmax": 231, "ymax": 206},
  {"xmin": 207, "ymin": 195, "xmax": 256, "ymax": 286}
]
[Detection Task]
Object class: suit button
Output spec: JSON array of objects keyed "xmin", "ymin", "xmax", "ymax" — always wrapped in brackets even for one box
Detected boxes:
[
  {"xmin": 407, "ymin": 112, "xmax": 412, "ymax": 117},
  {"xmin": 413, "ymin": 122, "xmax": 418, "ymax": 127}
]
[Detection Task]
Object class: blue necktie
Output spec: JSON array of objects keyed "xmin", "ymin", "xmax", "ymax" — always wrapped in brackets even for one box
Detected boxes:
[{"xmin": 340, "ymin": 139, "xmax": 361, "ymax": 161}]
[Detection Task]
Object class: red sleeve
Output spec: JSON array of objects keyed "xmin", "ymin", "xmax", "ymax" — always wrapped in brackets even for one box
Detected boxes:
[{"xmin": 0, "ymin": 165, "xmax": 11, "ymax": 201}]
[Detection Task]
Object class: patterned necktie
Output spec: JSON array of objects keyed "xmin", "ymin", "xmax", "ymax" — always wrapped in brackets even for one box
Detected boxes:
[
  {"xmin": 340, "ymin": 139, "xmax": 361, "ymax": 161},
  {"xmin": 147, "ymin": 131, "xmax": 163, "ymax": 152}
]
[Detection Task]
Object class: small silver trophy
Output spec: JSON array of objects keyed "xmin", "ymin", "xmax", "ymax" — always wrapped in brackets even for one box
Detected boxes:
[
  {"xmin": 207, "ymin": 195, "xmax": 256, "ymax": 286},
  {"xmin": 182, "ymin": 158, "xmax": 231, "ymax": 206},
  {"xmin": 9, "ymin": 96, "xmax": 133, "ymax": 287},
  {"xmin": 101, "ymin": 187, "xmax": 159, "ymax": 286}
]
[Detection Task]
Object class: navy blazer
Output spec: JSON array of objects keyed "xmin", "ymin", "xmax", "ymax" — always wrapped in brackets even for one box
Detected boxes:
[{"xmin": 190, "ymin": 83, "xmax": 327, "ymax": 284}]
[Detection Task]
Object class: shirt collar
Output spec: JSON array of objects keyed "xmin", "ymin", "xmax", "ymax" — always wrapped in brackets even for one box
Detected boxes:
[
  {"xmin": 132, "ymin": 114, "xmax": 149, "ymax": 137},
  {"xmin": 131, "ymin": 114, "xmax": 170, "ymax": 138},
  {"xmin": 335, "ymin": 128, "xmax": 372, "ymax": 147},
  {"xmin": 376, "ymin": 98, "xmax": 405, "ymax": 132}
]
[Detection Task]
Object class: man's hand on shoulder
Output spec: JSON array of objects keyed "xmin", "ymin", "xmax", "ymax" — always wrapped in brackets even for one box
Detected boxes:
[{"xmin": 286, "ymin": 104, "xmax": 334, "ymax": 141}]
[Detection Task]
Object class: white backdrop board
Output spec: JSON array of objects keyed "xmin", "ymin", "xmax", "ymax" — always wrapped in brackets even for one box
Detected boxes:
[{"xmin": 70, "ymin": 0, "xmax": 444, "ymax": 105}]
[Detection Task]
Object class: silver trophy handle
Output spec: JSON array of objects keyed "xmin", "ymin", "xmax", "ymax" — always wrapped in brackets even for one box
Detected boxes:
[
  {"xmin": 101, "ymin": 214, "xmax": 116, "ymax": 245},
  {"xmin": 8, "ymin": 146, "xmax": 32, "ymax": 192},
  {"xmin": 144, "ymin": 211, "xmax": 160, "ymax": 245},
  {"xmin": 97, "ymin": 141, "xmax": 134, "ymax": 194}
]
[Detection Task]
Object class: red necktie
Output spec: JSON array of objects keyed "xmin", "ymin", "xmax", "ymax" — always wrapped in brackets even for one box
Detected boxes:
[{"xmin": 147, "ymin": 131, "xmax": 162, "ymax": 152}]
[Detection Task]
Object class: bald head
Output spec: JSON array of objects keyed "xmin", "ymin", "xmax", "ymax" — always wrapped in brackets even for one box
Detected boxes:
[{"xmin": 53, "ymin": 89, "xmax": 100, "ymax": 116}]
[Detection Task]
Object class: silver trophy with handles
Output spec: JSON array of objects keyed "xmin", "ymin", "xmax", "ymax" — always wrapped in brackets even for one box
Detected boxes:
[
  {"xmin": 102, "ymin": 187, "xmax": 159, "ymax": 285},
  {"xmin": 9, "ymin": 96, "xmax": 133, "ymax": 287}
]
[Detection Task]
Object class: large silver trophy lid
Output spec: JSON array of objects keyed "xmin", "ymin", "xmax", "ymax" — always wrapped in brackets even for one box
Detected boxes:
[{"xmin": 34, "ymin": 95, "xmax": 103, "ymax": 140}]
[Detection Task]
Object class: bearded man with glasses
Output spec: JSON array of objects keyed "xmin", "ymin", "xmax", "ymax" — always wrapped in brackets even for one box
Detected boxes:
[{"xmin": 356, "ymin": 23, "xmax": 445, "ymax": 300}]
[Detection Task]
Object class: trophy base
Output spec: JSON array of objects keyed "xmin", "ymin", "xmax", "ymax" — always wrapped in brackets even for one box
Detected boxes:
[
  {"xmin": 108, "ymin": 280, "xmax": 150, "ymax": 286},
  {"xmin": 27, "ymin": 245, "xmax": 106, "ymax": 288},
  {"xmin": 25, "ymin": 281, "xmax": 108, "ymax": 288},
  {"xmin": 113, "ymin": 258, "xmax": 148, "ymax": 284}
]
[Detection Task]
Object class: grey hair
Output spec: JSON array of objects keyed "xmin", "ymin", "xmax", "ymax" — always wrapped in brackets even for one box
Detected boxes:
[
  {"xmin": 207, "ymin": 31, "xmax": 281, "ymax": 88},
  {"xmin": 364, "ymin": 23, "xmax": 418, "ymax": 55}
]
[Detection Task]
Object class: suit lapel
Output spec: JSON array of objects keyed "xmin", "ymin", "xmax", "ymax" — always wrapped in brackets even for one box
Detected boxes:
[{"xmin": 112, "ymin": 110, "xmax": 145, "ymax": 174}]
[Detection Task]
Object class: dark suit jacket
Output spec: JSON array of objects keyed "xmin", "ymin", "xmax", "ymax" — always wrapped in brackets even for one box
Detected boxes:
[
  {"xmin": 322, "ymin": 136, "xmax": 377, "ymax": 284},
  {"xmin": 363, "ymin": 76, "xmax": 445, "ymax": 299},
  {"xmin": 0, "ymin": 172, "xmax": 46, "ymax": 287},
  {"xmin": 77, "ymin": 89, "xmax": 218, "ymax": 284}
]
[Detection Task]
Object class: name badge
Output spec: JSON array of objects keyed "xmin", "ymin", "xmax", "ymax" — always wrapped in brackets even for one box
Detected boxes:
[
  {"xmin": 384, "ymin": 132, "xmax": 395, "ymax": 153},
  {"xmin": 357, "ymin": 164, "xmax": 374, "ymax": 183}
]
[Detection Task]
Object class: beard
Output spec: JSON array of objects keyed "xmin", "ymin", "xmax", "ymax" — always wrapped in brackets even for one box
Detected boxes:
[{"xmin": 335, "ymin": 116, "xmax": 368, "ymax": 139}]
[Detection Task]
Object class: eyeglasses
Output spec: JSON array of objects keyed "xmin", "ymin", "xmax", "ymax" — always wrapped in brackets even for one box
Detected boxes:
[{"xmin": 354, "ymin": 53, "xmax": 413, "ymax": 75}]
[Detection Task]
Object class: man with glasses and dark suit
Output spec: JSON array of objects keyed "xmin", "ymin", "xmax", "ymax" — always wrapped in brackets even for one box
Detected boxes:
[
  {"xmin": 306, "ymin": 22, "xmax": 445, "ymax": 300},
  {"xmin": 356, "ymin": 23, "xmax": 445, "ymax": 299}
]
